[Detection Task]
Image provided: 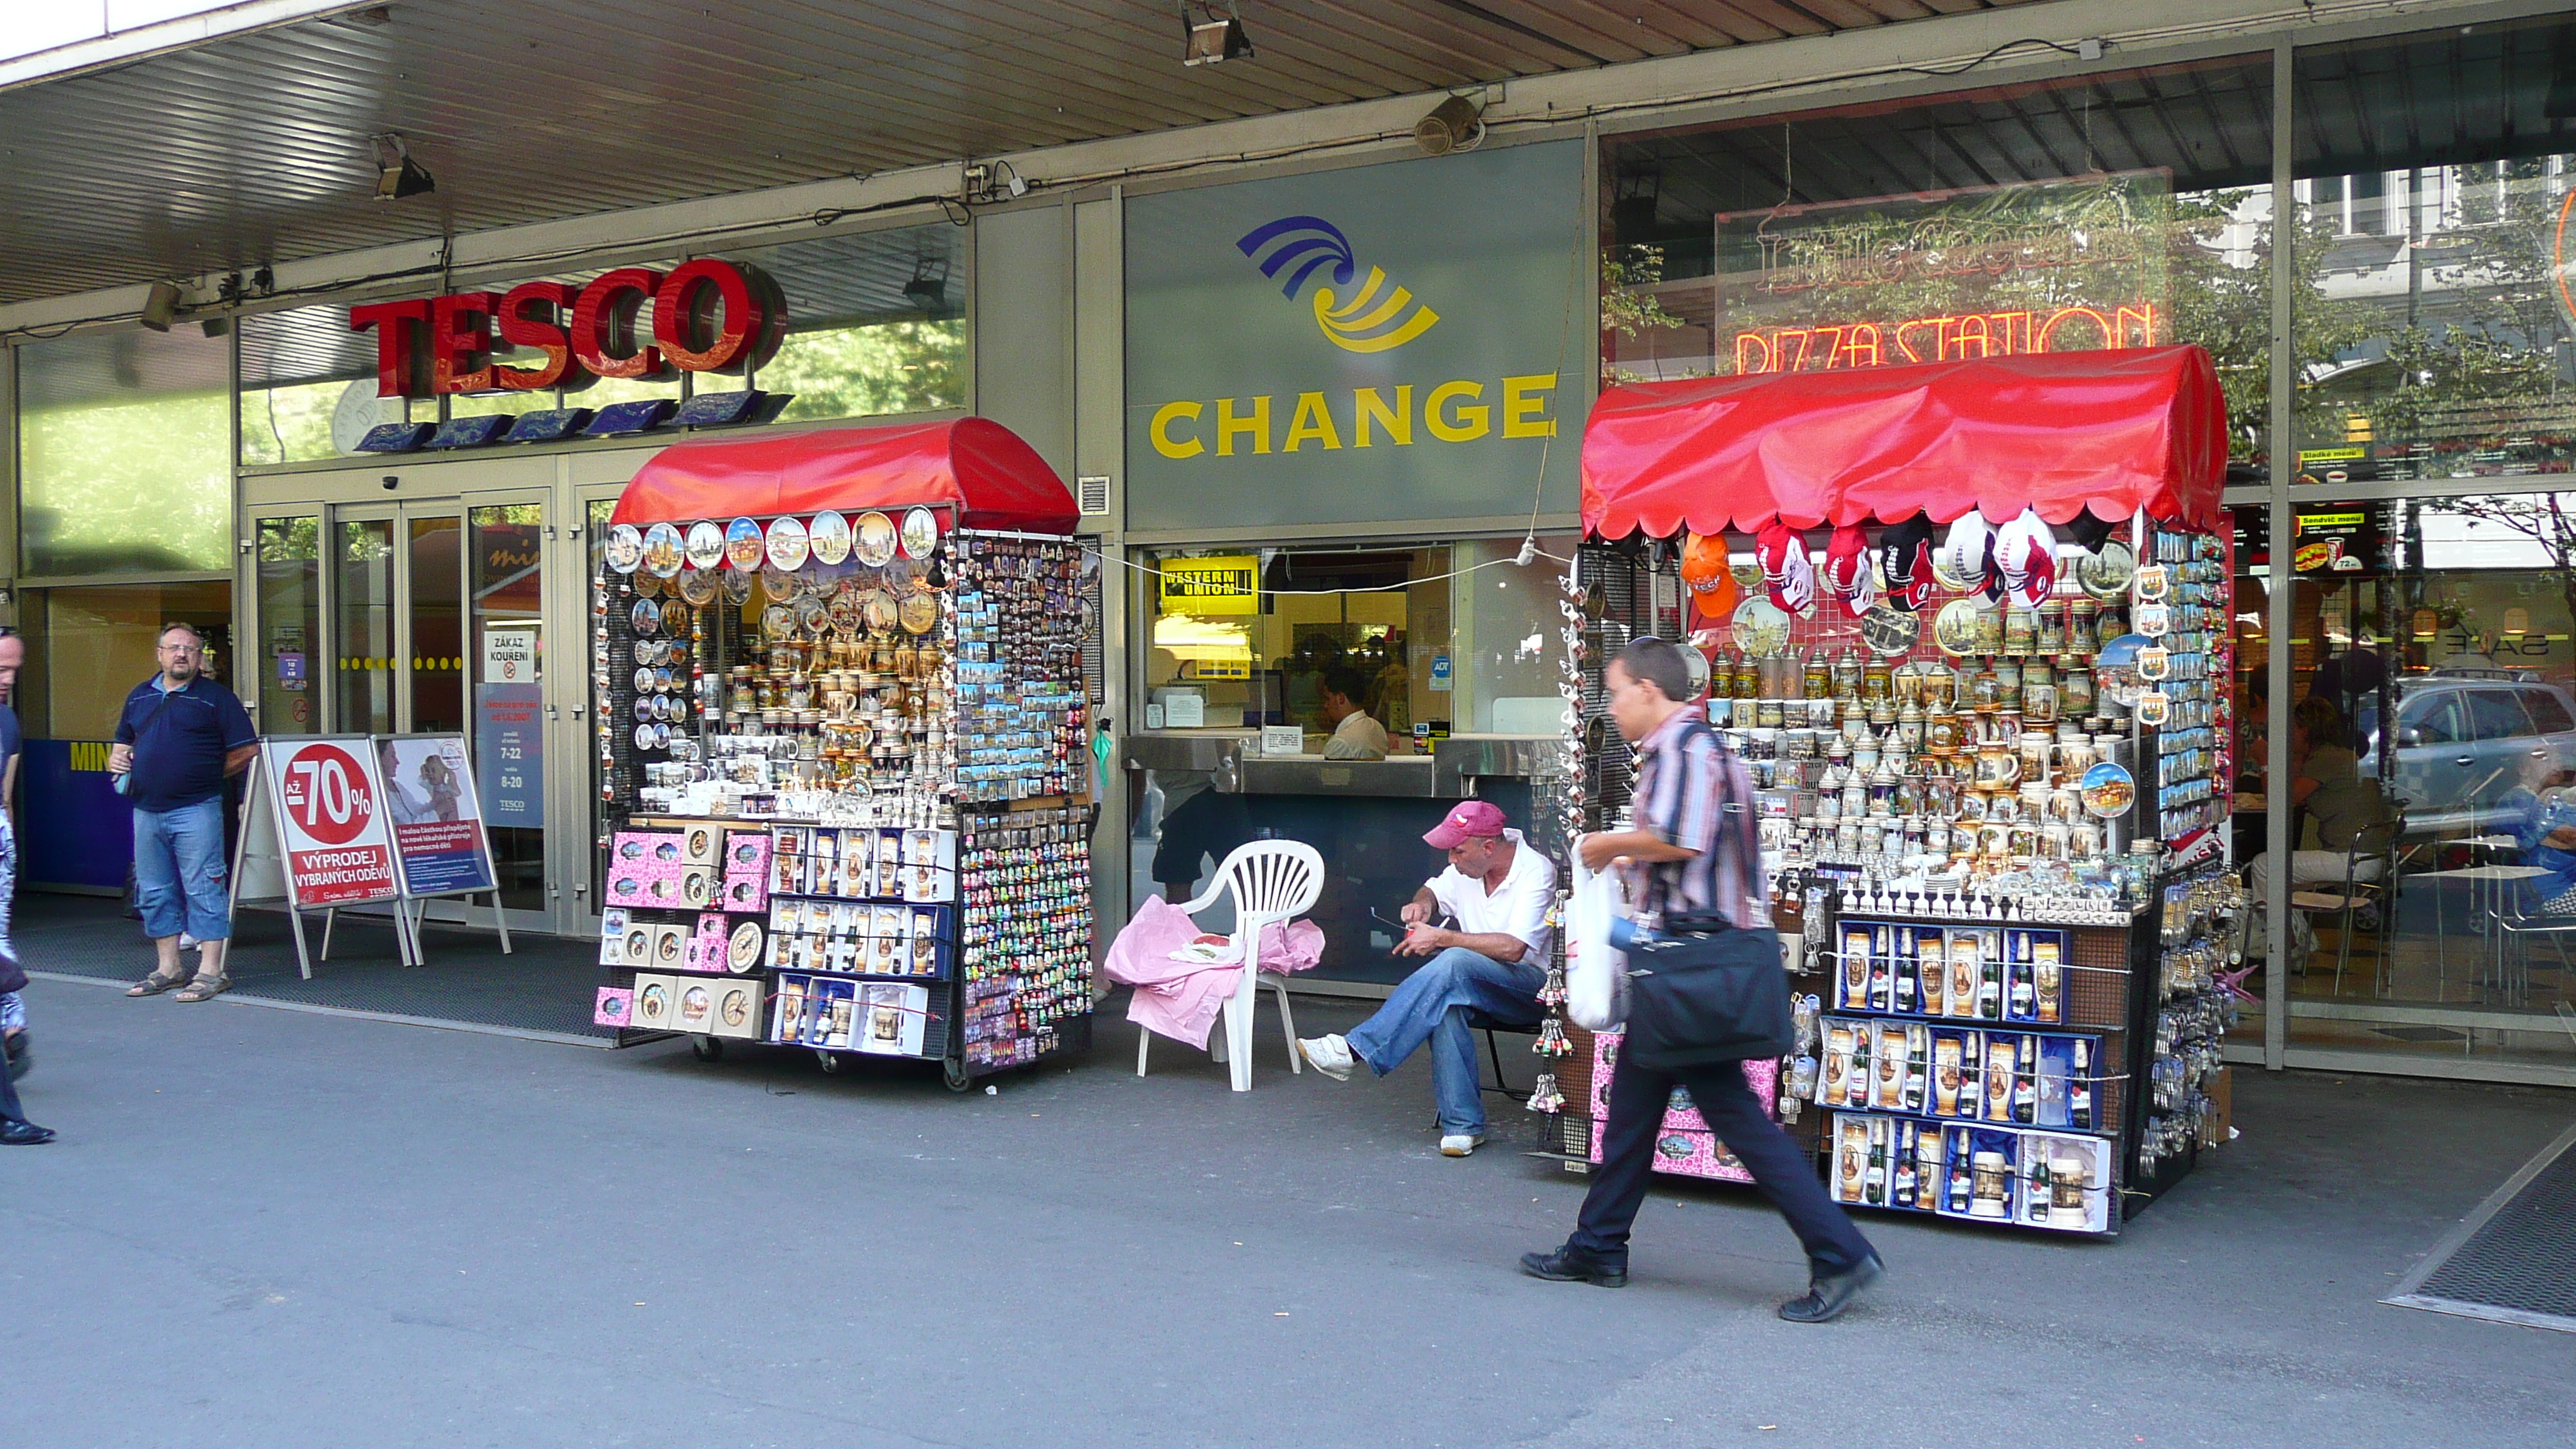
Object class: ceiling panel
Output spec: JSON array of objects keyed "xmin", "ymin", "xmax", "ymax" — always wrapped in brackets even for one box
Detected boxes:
[{"xmin": 0, "ymin": 0, "xmax": 2017, "ymax": 308}]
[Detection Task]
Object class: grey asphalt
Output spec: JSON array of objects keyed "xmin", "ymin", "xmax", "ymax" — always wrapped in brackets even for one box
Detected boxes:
[{"xmin": 4, "ymin": 967, "xmax": 2571, "ymax": 1449}]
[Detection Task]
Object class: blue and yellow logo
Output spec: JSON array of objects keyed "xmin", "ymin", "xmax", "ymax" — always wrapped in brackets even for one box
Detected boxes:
[{"xmin": 1237, "ymin": 215, "xmax": 1440, "ymax": 353}]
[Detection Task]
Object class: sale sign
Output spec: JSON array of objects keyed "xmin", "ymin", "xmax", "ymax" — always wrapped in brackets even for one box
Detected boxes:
[
  {"xmin": 377, "ymin": 735, "xmax": 498, "ymax": 897},
  {"xmin": 261, "ymin": 738, "xmax": 399, "ymax": 909}
]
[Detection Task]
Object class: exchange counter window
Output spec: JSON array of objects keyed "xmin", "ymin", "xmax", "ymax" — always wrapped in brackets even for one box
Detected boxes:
[{"xmin": 1142, "ymin": 539, "xmax": 1574, "ymax": 746}]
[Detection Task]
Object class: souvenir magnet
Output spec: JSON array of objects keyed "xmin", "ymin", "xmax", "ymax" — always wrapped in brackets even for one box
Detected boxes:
[
  {"xmin": 2132, "ymin": 563, "xmax": 2169, "ymax": 601},
  {"xmin": 2135, "ymin": 601, "xmax": 2170, "ymax": 638},
  {"xmin": 2135, "ymin": 689, "xmax": 2170, "ymax": 726},
  {"xmin": 2136, "ymin": 644, "xmax": 2170, "ymax": 680}
]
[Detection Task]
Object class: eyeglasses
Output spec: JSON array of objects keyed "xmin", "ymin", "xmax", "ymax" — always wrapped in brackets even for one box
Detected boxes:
[{"xmin": 158, "ymin": 643, "xmax": 202, "ymax": 656}]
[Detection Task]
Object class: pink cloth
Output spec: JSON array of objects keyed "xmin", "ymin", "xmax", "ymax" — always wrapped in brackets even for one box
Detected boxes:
[{"xmin": 1103, "ymin": 896, "xmax": 1324, "ymax": 1049}]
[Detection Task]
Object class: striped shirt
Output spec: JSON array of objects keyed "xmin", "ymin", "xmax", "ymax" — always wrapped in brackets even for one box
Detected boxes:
[{"xmin": 1626, "ymin": 707, "xmax": 1769, "ymax": 931}]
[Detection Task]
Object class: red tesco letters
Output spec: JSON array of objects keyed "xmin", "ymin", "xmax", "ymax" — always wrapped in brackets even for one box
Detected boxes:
[{"xmin": 349, "ymin": 258, "xmax": 781, "ymax": 398}]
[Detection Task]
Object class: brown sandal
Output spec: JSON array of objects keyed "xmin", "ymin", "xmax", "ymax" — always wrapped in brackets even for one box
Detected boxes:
[
  {"xmin": 173, "ymin": 976, "xmax": 231, "ymax": 1003},
  {"xmin": 126, "ymin": 971, "xmax": 189, "ymax": 998}
]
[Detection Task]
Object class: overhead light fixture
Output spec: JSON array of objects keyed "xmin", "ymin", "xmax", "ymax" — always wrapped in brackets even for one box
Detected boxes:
[
  {"xmin": 1413, "ymin": 94, "xmax": 1485, "ymax": 156},
  {"xmin": 903, "ymin": 258, "xmax": 951, "ymax": 313},
  {"xmin": 372, "ymin": 133, "xmax": 435, "ymax": 202},
  {"xmin": 1181, "ymin": 3, "xmax": 1252, "ymax": 66},
  {"xmin": 139, "ymin": 281, "xmax": 181, "ymax": 331}
]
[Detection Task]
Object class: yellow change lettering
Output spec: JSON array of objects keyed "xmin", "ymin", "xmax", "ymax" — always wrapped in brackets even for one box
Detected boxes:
[
  {"xmin": 1354, "ymin": 385, "xmax": 1412, "ymax": 447},
  {"xmin": 1501, "ymin": 373, "xmax": 1557, "ymax": 439},
  {"xmin": 1424, "ymin": 380, "xmax": 1488, "ymax": 443},
  {"xmin": 1150, "ymin": 400, "xmax": 1205, "ymax": 459},
  {"xmin": 1283, "ymin": 392, "xmax": 1343, "ymax": 452},
  {"xmin": 1217, "ymin": 396, "xmax": 1271, "ymax": 456}
]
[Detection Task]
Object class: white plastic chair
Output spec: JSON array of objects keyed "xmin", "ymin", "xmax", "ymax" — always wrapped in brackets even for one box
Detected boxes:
[{"xmin": 1136, "ymin": 840, "xmax": 1323, "ymax": 1092}]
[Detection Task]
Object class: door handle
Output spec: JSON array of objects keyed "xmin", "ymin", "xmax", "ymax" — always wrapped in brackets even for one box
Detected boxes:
[{"xmin": 2456, "ymin": 756, "xmax": 2475, "ymax": 766}]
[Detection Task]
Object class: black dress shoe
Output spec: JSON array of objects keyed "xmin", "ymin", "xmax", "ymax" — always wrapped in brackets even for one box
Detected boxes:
[
  {"xmin": 1519, "ymin": 1245, "xmax": 1628, "ymax": 1288},
  {"xmin": 1779, "ymin": 1253, "xmax": 1883, "ymax": 1323},
  {"xmin": 1, "ymin": 1119, "xmax": 55, "ymax": 1146}
]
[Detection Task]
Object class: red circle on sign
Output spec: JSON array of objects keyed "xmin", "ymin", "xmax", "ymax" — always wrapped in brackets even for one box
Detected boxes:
[{"xmin": 283, "ymin": 742, "xmax": 375, "ymax": 846}]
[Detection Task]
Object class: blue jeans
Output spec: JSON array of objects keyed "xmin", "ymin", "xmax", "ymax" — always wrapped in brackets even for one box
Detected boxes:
[
  {"xmin": 1345, "ymin": 946, "xmax": 1545, "ymax": 1136},
  {"xmin": 133, "ymin": 798, "xmax": 232, "ymax": 944}
]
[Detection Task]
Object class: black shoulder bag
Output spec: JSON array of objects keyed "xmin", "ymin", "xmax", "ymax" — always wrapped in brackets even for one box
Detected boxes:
[{"xmin": 1621, "ymin": 722, "xmax": 1794, "ymax": 1070}]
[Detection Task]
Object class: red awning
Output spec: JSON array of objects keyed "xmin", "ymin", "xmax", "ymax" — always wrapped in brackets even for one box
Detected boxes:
[
  {"xmin": 609, "ymin": 417, "xmax": 1078, "ymax": 533},
  {"xmin": 1581, "ymin": 345, "xmax": 2229, "ymax": 539}
]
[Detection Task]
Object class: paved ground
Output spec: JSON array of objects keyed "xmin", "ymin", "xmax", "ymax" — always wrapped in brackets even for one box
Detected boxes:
[{"xmin": 5, "ymin": 963, "xmax": 2574, "ymax": 1449}]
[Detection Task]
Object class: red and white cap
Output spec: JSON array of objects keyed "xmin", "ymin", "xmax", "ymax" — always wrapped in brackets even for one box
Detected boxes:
[
  {"xmin": 1423, "ymin": 800, "xmax": 1510, "ymax": 850},
  {"xmin": 1994, "ymin": 508, "xmax": 2059, "ymax": 608},
  {"xmin": 1755, "ymin": 520, "xmax": 1817, "ymax": 618},
  {"xmin": 1820, "ymin": 523, "xmax": 1877, "ymax": 618},
  {"xmin": 1938, "ymin": 512, "xmax": 2000, "ymax": 603}
]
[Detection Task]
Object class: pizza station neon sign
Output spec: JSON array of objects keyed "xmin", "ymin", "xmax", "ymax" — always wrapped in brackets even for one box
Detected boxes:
[
  {"xmin": 349, "ymin": 258, "xmax": 786, "ymax": 398},
  {"xmin": 1733, "ymin": 302, "xmax": 2158, "ymax": 375}
]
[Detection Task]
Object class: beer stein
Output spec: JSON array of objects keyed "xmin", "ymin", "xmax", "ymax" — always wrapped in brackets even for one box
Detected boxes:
[
  {"xmin": 2019, "ymin": 732, "xmax": 2056, "ymax": 786},
  {"xmin": 1975, "ymin": 742, "xmax": 2023, "ymax": 790}
]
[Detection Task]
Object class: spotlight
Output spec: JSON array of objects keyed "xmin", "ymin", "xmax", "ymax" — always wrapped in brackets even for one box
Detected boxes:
[
  {"xmin": 200, "ymin": 316, "xmax": 231, "ymax": 339},
  {"xmin": 372, "ymin": 134, "xmax": 435, "ymax": 202},
  {"xmin": 903, "ymin": 259, "xmax": 950, "ymax": 313},
  {"xmin": 139, "ymin": 281, "xmax": 181, "ymax": 331},
  {"xmin": 1413, "ymin": 94, "xmax": 1485, "ymax": 156},
  {"xmin": 1181, "ymin": 4, "xmax": 1252, "ymax": 66}
]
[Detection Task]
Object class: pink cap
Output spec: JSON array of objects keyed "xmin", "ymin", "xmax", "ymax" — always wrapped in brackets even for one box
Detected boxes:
[{"xmin": 1424, "ymin": 800, "xmax": 1509, "ymax": 850}]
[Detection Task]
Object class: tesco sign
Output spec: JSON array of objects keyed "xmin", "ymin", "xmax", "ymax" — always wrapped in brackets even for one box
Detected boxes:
[{"xmin": 348, "ymin": 258, "xmax": 786, "ymax": 398}]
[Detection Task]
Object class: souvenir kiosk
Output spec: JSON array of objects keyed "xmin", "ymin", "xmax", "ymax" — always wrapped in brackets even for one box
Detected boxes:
[
  {"xmin": 1530, "ymin": 348, "xmax": 2237, "ymax": 1235},
  {"xmin": 590, "ymin": 420, "xmax": 1095, "ymax": 1090}
]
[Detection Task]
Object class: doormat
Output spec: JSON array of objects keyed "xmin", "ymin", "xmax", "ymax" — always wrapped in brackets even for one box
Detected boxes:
[
  {"xmin": 2386, "ymin": 1121, "xmax": 2576, "ymax": 1333},
  {"xmin": 2372, "ymin": 1025, "xmax": 2468, "ymax": 1044}
]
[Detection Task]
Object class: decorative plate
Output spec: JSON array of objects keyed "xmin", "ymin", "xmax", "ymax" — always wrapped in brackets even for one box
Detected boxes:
[
  {"xmin": 855, "ymin": 510, "xmax": 899, "ymax": 567},
  {"xmin": 683, "ymin": 520, "xmax": 725, "ymax": 572},
  {"xmin": 605, "ymin": 523, "xmax": 645, "ymax": 574},
  {"xmin": 1859, "ymin": 603, "xmax": 1920, "ymax": 657},
  {"xmin": 632, "ymin": 639, "xmax": 655, "ymax": 667},
  {"xmin": 860, "ymin": 588, "xmax": 899, "ymax": 632},
  {"xmin": 632, "ymin": 666, "xmax": 654, "ymax": 694},
  {"xmin": 828, "ymin": 591, "xmax": 861, "ymax": 630},
  {"xmin": 2076, "ymin": 540, "xmax": 2136, "ymax": 600},
  {"xmin": 653, "ymin": 721, "xmax": 672, "ymax": 751},
  {"xmin": 759, "ymin": 604, "xmax": 794, "ymax": 640},
  {"xmin": 629, "ymin": 598, "xmax": 661, "ymax": 635},
  {"xmin": 795, "ymin": 597, "xmax": 831, "ymax": 635},
  {"xmin": 759, "ymin": 562, "xmax": 800, "ymax": 601},
  {"xmin": 899, "ymin": 591, "xmax": 938, "ymax": 635},
  {"xmin": 642, "ymin": 522, "xmax": 685, "ymax": 578},
  {"xmin": 677, "ymin": 567, "xmax": 718, "ymax": 606},
  {"xmin": 1730, "ymin": 596, "xmax": 1791, "ymax": 657},
  {"xmin": 634, "ymin": 723, "xmax": 657, "ymax": 750},
  {"xmin": 721, "ymin": 566, "xmax": 755, "ymax": 604},
  {"xmin": 629, "ymin": 570, "xmax": 661, "ymax": 601},
  {"xmin": 2079, "ymin": 761, "xmax": 2136, "ymax": 819},
  {"xmin": 1932, "ymin": 598, "xmax": 1982, "ymax": 657},
  {"xmin": 724, "ymin": 517, "xmax": 766, "ymax": 571},
  {"xmin": 808, "ymin": 509, "xmax": 852, "ymax": 566},
  {"xmin": 899, "ymin": 506, "xmax": 940, "ymax": 560},
  {"xmin": 652, "ymin": 666, "xmax": 673, "ymax": 694},
  {"xmin": 765, "ymin": 515, "xmax": 810, "ymax": 571},
  {"xmin": 887, "ymin": 555, "xmax": 929, "ymax": 594}
]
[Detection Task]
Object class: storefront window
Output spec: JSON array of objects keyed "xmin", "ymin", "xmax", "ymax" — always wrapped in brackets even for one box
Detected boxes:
[
  {"xmin": 1146, "ymin": 546, "xmax": 1449, "ymax": 746},
  {"xmin": 22, "ymin": 581, "xmax": 234, "ymax": 740},
  {"xmin": 16, "ymin": 329, "xmax": 232, "ymax": 576},
  {"xmin": 2235, "ymin": 491, "xmax": 2576, "ymax": 1070},
  {"xmin": 1604, "ymin": 55, "xmax": 2275, "ymax": 456},
  {"xmin": 2289, "ymin": 19, "xmax": 2576, "ymax": 483},
  {"xmin": 254, "ymin": 516, "xmax": 322, "ymax": 736}
]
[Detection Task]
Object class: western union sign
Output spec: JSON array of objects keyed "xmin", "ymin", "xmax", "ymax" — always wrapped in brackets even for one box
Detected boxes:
[{"xmin": 1160, "ymin": 555, "xmax": 1260, "ymax": 615}]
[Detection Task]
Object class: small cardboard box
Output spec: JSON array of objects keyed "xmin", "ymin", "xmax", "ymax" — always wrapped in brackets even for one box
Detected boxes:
[
  {"xmin": 673, "ymin": 978, "xmax": 716, "ymax": 1033},
  {"xmin": 708, "ymin": 978, "xmax": 766, "ymax": 1039},
  {"xmin": 592, "ymin": 986, "xmax": 632, "ymax": 1029},
  {"xmin": 628, "ymin": 974, "xmax": 677, "ymax": 1030},
  {"xmin": 2203, "ymin": 1066, "xmax": 2233, "ymax": 1147}
]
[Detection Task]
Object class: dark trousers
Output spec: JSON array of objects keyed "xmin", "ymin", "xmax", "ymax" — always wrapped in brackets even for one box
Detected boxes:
[
  {"xmin": 0, "ymin": 1026, "xmax": 26, "ymax": 1125},
  {"xmin": 1571, "ymin": 1050, "xmax": 1875, "ymax": 1276}
]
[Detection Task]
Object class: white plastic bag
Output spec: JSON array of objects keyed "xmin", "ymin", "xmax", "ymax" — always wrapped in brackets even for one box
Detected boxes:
[{"xmin": 1564, "ymin": 851, "xmax": 1630, "ymax": 1031}]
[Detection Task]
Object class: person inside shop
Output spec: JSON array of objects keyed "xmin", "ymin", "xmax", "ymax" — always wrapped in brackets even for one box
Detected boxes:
[
  {"xmin": 1318, "ymin": 667, "xmax": 1389, "ymax": 760},
  {"xmin": 1294, "ymin": 800, "xmax": 1554, "ymax": 1156},
  {"xmin": 1522, "ymin": 637, "xmax": 1882, "ymax": 1323},
  {"xmin": 2239, "ymin": 695, "xmax": 2390, "ymax": 966},
  {"xmin": 114, "ymin": 622, "xmax": 257, "ymax": 1004}
]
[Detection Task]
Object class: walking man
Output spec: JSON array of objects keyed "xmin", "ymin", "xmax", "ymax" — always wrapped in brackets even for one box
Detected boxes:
[
  {"xmin": 1297, "ymin": 800, "xmax": 1556, "ymax": 1156},
  {"xmin": 1523, "ymin": 637, "xmax": 1882, "ymax": 1322},
  {"xmin": 114, "ymin": 623, "xmax": 255, "ymax": 1003}
]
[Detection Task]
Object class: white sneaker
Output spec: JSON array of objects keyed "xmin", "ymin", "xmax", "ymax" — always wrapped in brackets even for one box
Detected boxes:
[
  {"xmin": 1297, "ymin": 1033, "xmax": 1355, "ymax": 1081},
  {"xmin": 1440, "ymin": 1133, "xmax": 1487, "ymax": 1157}
]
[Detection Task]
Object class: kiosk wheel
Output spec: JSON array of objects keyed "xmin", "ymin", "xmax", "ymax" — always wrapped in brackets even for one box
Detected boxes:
[
  {"xmin": 690, "ymin": 1035, "xmax": 724, "ymax": 1063},
  {"xmin": 942, "ymin": 1057, "xmax": 972, "ymax": 1093},
  {"xmin": 816, "ymin": 1050, "xmax": 841, "ymax": 1074}
]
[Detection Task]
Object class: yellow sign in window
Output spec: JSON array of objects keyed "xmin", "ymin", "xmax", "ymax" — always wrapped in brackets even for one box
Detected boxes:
[{"xmin": 1160, "ymin": 555, "xmax": 1259, "ymax": 615}]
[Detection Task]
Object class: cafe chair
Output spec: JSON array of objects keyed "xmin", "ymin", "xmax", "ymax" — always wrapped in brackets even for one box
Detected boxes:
[
  {"xmin": 2288, "ymin": 816, "xmax": 2404, "ymax": 998},
  {"xmin": 1136, "ymin": 840, "xmax": 1324, "ymax": 1092}
]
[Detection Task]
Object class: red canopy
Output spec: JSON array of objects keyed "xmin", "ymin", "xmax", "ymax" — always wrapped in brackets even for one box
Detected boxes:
[
  {"xmin": 1581, "ymin": 345, "xmax": 2228, "ymax": 539},
  {"xmin": 610, "ymin": 417, "xmax": 1077, "ymax": 533}
]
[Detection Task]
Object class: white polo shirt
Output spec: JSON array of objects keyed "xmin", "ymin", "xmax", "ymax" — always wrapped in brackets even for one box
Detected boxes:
[
  {"xmin": 1322, "ymin": 710, "xmax": 1390, "ymax": 759},
  {"xmin": 1427, "ymin": 829, "xmax": 1557, "ymax": 965}
]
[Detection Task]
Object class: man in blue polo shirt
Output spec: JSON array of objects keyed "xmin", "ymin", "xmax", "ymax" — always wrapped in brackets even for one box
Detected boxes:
[{"xmin": 112, "ymin": 622, "xmax": 255, "ymax": 1003}]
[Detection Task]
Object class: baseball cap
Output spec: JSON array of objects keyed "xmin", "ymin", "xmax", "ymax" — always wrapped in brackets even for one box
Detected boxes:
[{"xmin": 1424, "ymin": 800, "xmax": 1509, "ymax": 850}]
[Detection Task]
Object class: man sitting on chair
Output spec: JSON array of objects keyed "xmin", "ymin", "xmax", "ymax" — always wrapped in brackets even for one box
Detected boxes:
[{"xmin": 1297, "ymin": 800, "xmax": 1556, "ymax": 1157}]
